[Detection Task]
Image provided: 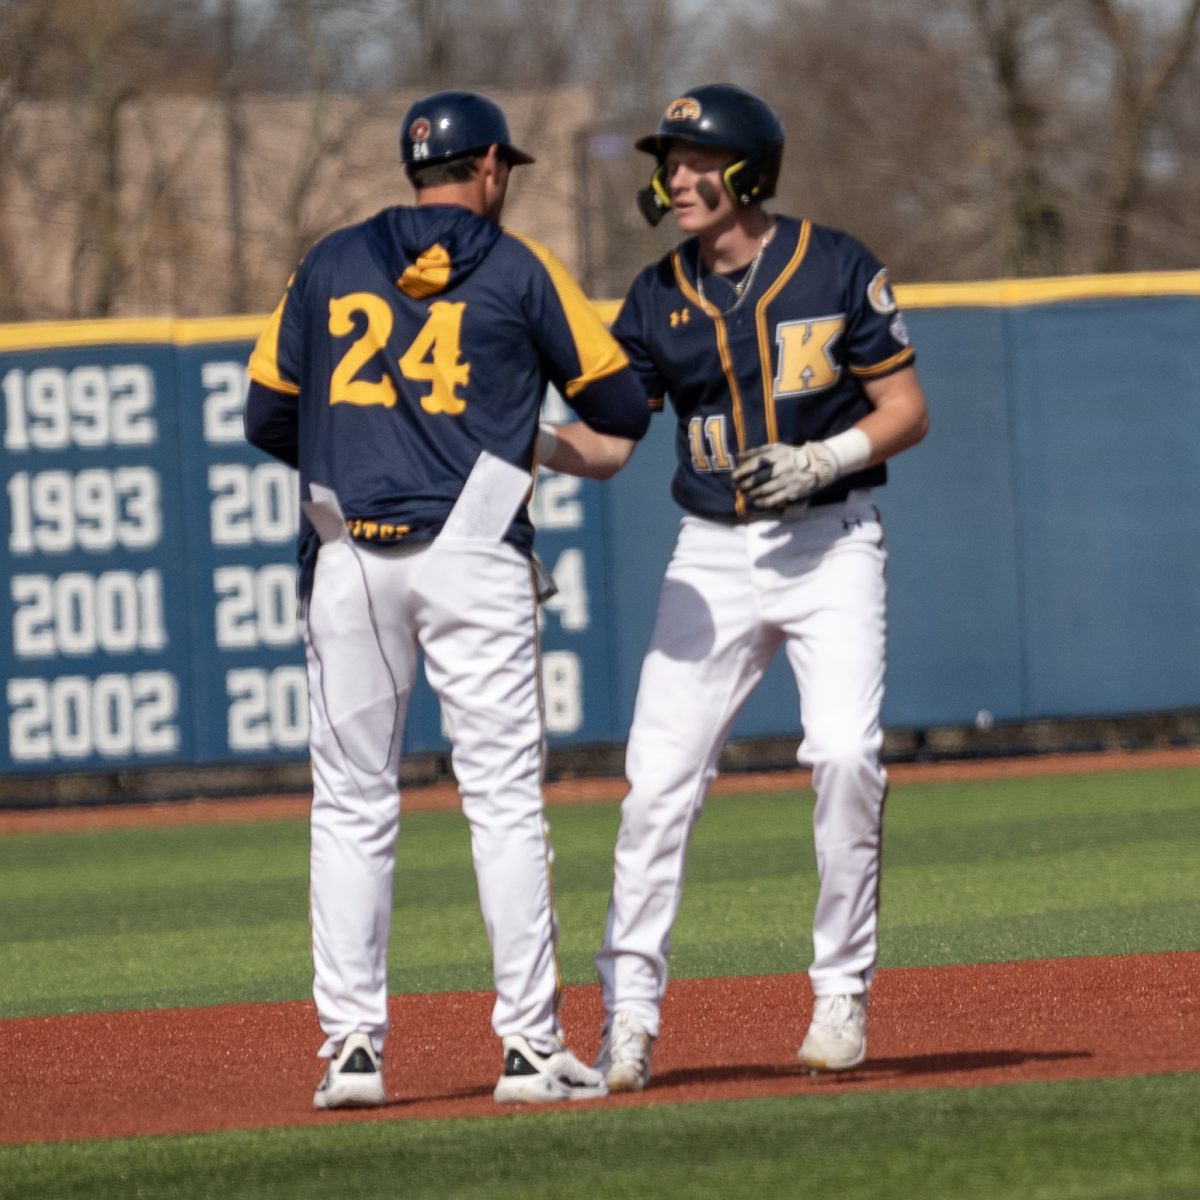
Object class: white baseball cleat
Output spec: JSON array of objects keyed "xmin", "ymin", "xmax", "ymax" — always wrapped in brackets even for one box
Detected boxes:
[
  {"xmin": 798, "ymin": 993, "xmax": 868, "ymax": 1071},
  {"xmin": 493, "ymin": 1035, "xmax": 608, "ymax": 1104},
  {"xmin": 313, "ymin": 1032, "xmax": 387, "ymax": 1109},
  {"xmin": 595, "ymin": 1011, "xmax": 655, "ymax": 1092}
]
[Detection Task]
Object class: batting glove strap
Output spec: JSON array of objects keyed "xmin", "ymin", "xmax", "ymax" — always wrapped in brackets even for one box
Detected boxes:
[
  {"xmin": 536, "ymin": 422, "xmax": 559, "ymax": 467},
  {"xmin": 822, "ymin": 426, "xmax": 872, "ymax": 475}
]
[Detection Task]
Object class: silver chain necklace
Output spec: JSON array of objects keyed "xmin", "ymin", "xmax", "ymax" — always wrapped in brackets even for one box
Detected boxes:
[{"xmin": 695, "ymin": 224, "xmax": 773, "ymax": 316}]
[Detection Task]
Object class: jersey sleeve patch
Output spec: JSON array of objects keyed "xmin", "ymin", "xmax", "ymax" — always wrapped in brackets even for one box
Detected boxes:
[{"xmin": 867, "ymin": 267, "xmax": 898, "ymax": 315}]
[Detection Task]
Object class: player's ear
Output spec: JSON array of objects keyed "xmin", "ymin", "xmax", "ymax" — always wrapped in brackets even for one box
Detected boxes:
[
  {"xmin": 481, "ymin": 144, "xmax": 510, "ymax": 218},
  {"xmin": 484, "ymin": 144, "xmax": 508, "ymax": 175}
]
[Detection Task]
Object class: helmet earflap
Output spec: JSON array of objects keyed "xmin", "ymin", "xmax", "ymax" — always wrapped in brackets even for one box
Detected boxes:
[
  {"xmin": 722, "ymin": 159, "xmax": 751, "ymax": 205},
  {"xmin": 723, "ymin": 147, "xmax": 783, "ymax": 208},
  {"xmin": 636, "ymin": 164, "xmax": 672, "ymax": 227}
]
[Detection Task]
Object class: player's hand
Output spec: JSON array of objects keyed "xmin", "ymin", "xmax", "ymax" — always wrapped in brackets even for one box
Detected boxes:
[{"xmin": 732, "ymin": 441, "xmax": 839, "ymax": 508}]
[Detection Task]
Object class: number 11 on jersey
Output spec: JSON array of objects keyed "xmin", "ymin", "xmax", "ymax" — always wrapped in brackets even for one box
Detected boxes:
[{"xmin": 687, "ymin": 413, "xmax": 734, "ymax": 473}]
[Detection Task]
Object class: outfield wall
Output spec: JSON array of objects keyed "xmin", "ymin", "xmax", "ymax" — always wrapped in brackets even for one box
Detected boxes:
[{"xmin": 1, "ymin": 273, "xmax": 1198, "ymax": 776}]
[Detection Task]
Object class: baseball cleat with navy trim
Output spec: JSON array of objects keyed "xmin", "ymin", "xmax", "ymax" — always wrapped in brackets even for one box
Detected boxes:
[
  {"xmin": 493, "ymin": 1035, "xmax": 608, "ymax": 1103},
  {"xmin": 313, "ymin": 1032, "xmax": 387, "ymax": 1109}
]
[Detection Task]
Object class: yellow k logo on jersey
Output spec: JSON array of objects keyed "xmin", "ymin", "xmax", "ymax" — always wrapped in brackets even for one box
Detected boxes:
[{"xmin": 773, "ymin": 315, "xmax": 845, "ymax": 395}]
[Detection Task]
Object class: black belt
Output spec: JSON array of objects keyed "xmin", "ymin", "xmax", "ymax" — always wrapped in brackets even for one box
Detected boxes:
[{"xmin": 706, "ymin": 489, "xmax": 854, "ymax": 525}]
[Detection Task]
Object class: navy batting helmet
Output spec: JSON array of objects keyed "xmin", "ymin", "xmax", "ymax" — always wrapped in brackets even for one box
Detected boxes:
[
  {"xmin": 634, "ymin": 84, "xmax": 784, "ymax": 226},
  {"xmin": 400, "ymin": 90, "xmax": 535, "ymax": 167}
]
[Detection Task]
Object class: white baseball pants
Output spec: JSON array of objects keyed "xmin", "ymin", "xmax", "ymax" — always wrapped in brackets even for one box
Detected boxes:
[
  {"xmin": 596, "ymin": 493, "xmax": 889, "ymax": 1036},
  {"xmin": 304, "ymin": 536, "xmax": 562, "ymax": 1058}
]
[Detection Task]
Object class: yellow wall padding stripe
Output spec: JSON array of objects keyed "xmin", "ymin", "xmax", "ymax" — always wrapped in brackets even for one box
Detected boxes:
[
  {"xmin": 591, "ymin": 299, "xmax": 621, "ymax": 324},
  {"xmin": 3, "ymin": 271, "xmax": 1198, "ymax": 350},
  {"xmin": 892, "ymin": 271, "xmax": 1200, "ymax": 309},
  {"xmin": 0, "ymin": 315, "xmax": 270, "ymax": 350}
]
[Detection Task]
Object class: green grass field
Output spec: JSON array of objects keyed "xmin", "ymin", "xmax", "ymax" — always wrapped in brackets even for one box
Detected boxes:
[{"xmin": 2, "ymin": 765, "xmax": 1198, "ymax": 1198}]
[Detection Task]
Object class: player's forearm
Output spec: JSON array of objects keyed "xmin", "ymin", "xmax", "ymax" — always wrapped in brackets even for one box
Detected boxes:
[
  {"xmin": 538, "ymin": 422, "xmax": 637, "ymax": 479},
  {"xmin": 856, "ymin": 366, "xmax": 929, "ymax": 465}
]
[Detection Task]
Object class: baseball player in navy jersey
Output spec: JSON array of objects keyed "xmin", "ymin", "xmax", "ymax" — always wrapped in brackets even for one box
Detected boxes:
[
  {"xmin": 553, "ymin": 83, "xmax": 929, "ymax": 1090},
  {"xmin": 244, "ymin": 89, "xmax": 648, "ymax": 1108}
]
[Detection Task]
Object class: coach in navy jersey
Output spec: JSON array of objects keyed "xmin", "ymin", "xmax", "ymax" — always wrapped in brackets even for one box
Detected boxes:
[
  {"xmin": 582, "ymin": 84, "xmax": 929, "ymax": 1092},
  {"xmin": 245, "ymin": 90, "xmax": 647, "ymax": 1108}
]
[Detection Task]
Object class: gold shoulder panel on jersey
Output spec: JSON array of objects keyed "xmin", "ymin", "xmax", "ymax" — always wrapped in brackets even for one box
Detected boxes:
[
  {"xmin": 247, "ymin": 273, "xmax": 300, "ymax": 395},
  {"xmin": 508, "ymin": 232, "xmax": 630, "ymax": 397}
]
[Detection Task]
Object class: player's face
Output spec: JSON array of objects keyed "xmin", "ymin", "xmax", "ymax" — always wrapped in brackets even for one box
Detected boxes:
[{"xmin": 663, "ymin": 143, "xmax": 738, "ymax": 234}]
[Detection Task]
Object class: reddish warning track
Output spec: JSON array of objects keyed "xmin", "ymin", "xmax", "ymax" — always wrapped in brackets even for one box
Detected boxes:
[
  {"xmin": 4, "ymin": 952, "xmax": 1197, "ymax": 1145},
  {"xmin": 3, "ymin": 746, "xmax": 1198, "ymax": 836}
]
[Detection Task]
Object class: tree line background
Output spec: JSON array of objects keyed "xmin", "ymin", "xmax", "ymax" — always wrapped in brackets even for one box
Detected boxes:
[{"xmin": 2, "ymin": 0, "xmax": 1199, "ymax": 320}]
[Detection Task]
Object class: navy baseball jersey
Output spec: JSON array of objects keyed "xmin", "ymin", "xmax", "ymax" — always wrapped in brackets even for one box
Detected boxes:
[
  {"xmin": 613, "ymin": 216, "xmax": 915, "ymax": 518},
  {"xmin": 246, "ymin": 203, "xmax": 648, "ymax": 590}
]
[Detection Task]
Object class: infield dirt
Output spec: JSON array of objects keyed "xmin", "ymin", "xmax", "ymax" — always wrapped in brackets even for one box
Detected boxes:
[
  {"xmin": 3, "ymin": 747, "xmax": 1198, "ymax": 1145},
  {"xmin": 3, "ymin": 952, "xmax": 1198, "ymax": 1145}
]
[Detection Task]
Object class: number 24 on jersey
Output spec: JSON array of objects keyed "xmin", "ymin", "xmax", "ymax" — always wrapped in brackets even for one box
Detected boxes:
[{"xmin": 328, "ymin": 292, "xmax": 470, "ymax": 416}]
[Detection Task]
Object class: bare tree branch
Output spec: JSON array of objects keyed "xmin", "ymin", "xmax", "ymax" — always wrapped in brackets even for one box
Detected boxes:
[
  {"xmin": 3, "ymin": 0, "xmax": 1200, "ymax": 319},
  {"xmin": 970, "ymin": 0, "xmax": 1069, "ymax": 275},
  {"xmin": 1085, "ymin": 0, "xmax": 1200, "ymax": 270}
]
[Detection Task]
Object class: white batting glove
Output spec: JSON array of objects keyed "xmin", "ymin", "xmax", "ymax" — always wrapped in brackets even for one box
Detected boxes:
[{"xmin": 732, "ymin": 441, "xmax": 840, "ymax": 508}]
